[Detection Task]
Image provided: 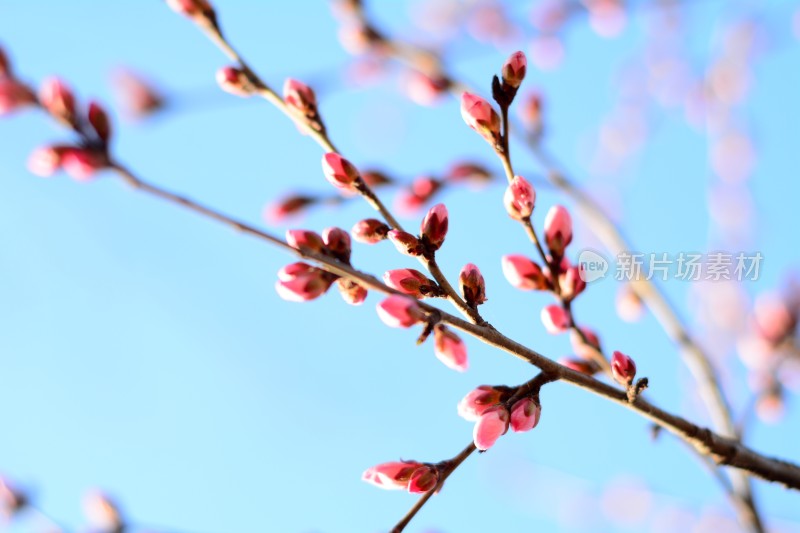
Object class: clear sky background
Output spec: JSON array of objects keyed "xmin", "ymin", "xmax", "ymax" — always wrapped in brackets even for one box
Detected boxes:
[{"xmin": 1, "ymin": 1, "xmax": 800, "ymax": 532}]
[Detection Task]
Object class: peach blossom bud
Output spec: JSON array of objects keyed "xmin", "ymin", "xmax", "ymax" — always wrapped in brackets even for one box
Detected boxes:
[
  {"xmin": 473, "ymin": 404, "xmax": 509, "ymax": 450},
  {"xmin": 321, "ymin": 152, "xmax": 359, "ymax": 191},
  {"xmin": 446, "ymin": 162, "xmax": 492, "ymax": 183},
  {"xmin": 338, "ymin": 23, "xmax": 385, "ymax": 55},
  {"xmin": 362, "ymin": 461, "xmax": 422, "ymax": 490},
  {"xmin": 166, "ymin": 0, "xmax": 215, "ymax": 20},
  {"xmin": 408, "ymin": 465, "xmax": 439, "ymax": 494},
  {"xmin": 376, "ymin": 295, "xmax": 425, "ymax": 328},
  {"xmin": 520, "ymin": 91, "xmax": 543, "ymax": 130},
  {"xmin": 458, "ymin": 385, "xmax": 509, "ymax": 421},
  {"xmin": 0, "ymin": 47, "xmax": 10, "ymax": 78},
  {"xmin": 322, "ymin": 227, "xmax": 351, "ymax": 261},
  {"xmin": 459, "ymin": 263, "xmax": 487, "ymax": 307},
  {"xmin": 420, "ymin": 203, "xmax": 448, "ymax": 251},
  {"xmin": 283, "ymin": 78, "xmax": 317, "ymax": 116},
  {"xmin": 337, "ymin": 278, "xmax": 367, "ymax": 305},
  {"xmin": 61, "ymin": 148, "xmax": 108, "ymax": 181},
  {"xmin": 404, "ymin": 71, "xmax": 450, "ymax": 106},
  {"xmin": 616, "ymin": 284, "xmax": 644, "ymax": 322},
  {"xmin": 264, "ymin": 194, "xmax": 315, "ymax": 223},
  {"xmin": 38, "ymin": 77, "xmax": 76, "ymax": 126},
  {"xmin": 383, "ymin": 269, "xmax": 439, "ymax": 298},
  {"xmin": 544, "ymin": 205, "xmax": 573, "ymax": 257},
  {"xmin": 27, "ymin": 145, "xmax": 67, "ymax": 177},
  {"xmin": 460, "ymin": 92, "xmax": 501, "ymax": 147},
  {"xmin": 504, "ymin": 175, "xmax": 535, "ymax": 220},
  {"xmin": 753, "ymin": 294, "xmax": 796, "ymax": 344},
  {"xmin": 570, "ymin": 327, "xmax": 602, "ymax": 361},
  {"xmin": 285, "ymin": 229, "xmax": 325, "ymax": 254},
  {"xmin": 501, "ymin": 254, "xmax": 548, "ymax": 290},
  {"xmin": 541, "ymin": 304, "xmax": 570, "ymax": 334},
  {"xmin": 611, "ymin": 350, "xmax": 637, "ymax": 386},
  {"xmin": 111, "ymin": 68, "xmax": 165, "ymax": 120},
  {"xmin": 0, "ymin": 477, "xmax": 27, "ymax": 517},
  {"xmin": 559, "ymin": 357, "xmax": 599, "ymax": 375},
  {"xmin": 433, "ymin": 324, "xmax": 468, "ymax": 372},
  {"xmin": 361, "ymin": 170, "xmax": 392, "ymax": 187},
  {"xmin": 82, "ymin": 490, "xmax": 124, "ymax": 532},
  {"xmin": 559, "ymin": 265, "xmax": 586, "ymax": 301},
  {"xmin": 501, "ymin": 51, "xmax": 527, "ymax": 89},
  {"xmin": 275, "ymin": 263, "xmax": 333, "ymax": 302},
  {"xmin": 387, "ymin": 229, "xmax": 424, "ymax": 257},
  {"xmin": 510, "ymin": 397, "xmax": 541, "ymax": 432},
  {"xmin": 216, "ymin": 66, "xmax": 253, "ymax": 97},
  {"xmin": 87, "ymin": 101, "xmax": 112, "ymax": 143},
  {"xmin": 352, "ymin": 218, "xmax": 389, "ymax": 244},
  {"xmin": 0, "ymin": 79, "xmax": 35, "ymax": 115}
]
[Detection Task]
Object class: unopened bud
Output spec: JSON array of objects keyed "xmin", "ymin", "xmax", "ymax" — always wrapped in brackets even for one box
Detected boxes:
[
  {"xmin": 420, "ymin": 203, "xmax": 448, "ymax": 251},
  {"xmin": 352, "ymin": 218, "xmax": 389, "ymax": 244}
]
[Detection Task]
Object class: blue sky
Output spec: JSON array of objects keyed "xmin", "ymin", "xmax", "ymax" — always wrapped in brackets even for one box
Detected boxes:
[{"xmin": 1, "ymin": 1, "xmax": 800, "ymax": 532}]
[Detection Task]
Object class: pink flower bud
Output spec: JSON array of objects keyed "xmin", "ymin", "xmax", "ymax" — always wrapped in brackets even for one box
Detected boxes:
[
  {"xmin": 166, "ymin": 0, "xmax": 215, "ymax": 19},
  {"xmin": 501, "ymin": 51, "xmax": 527, "ymax": 89},
  {"xmin": 520, "ymin": 91, "xmax": 543, "ymax": 131},
  {"xmin": 285, "ymin": 229, "xmax": 325, "ymax": 254},
  {"xmin": 38, "ymin": 77, "xmax": 76, "ymax": 126},
  {"xmin": 0, "ymin": 79, "xmax": 35, "ymax": 116},
  {"xmin": 82, "ymin": 491, "xmax": 123, "ymax": 532},
  {"xmin": 459, "ymin": 263, "xmax": 487, "ymax": 307},
  {"xmin": 544, "ymin": 205, "xmax": 573, "ymax": 257},
  {"xmin": 264, "ymin": 195, "xmax": 315, "ymax": 223},
  {"xmin": 541, "ymin": 304, "xmax": 570, "ymax": 334},
  {"xmin": 394, "ymin": 176, "xmax": 441, "ymax": 215},
  {"xmin": 570, "ymin": 327, "xmax": 602, "ymax": 361},
  {"xmin": 460, "ymin": 92, "xmax": 501, "ymax": 147},
  {"xmin": 387, "ymin": 229, "xmax": 423, "ymax": 257},
  {"xmin": 404, "ymin": 71, "xmax": 450, "ymax": 106},
  {"xmin": 501, "ymin": 254, "xmax": 549, "ymax": 291},
  {"xmin": 361, "ymin": 170, "xmax": 392, "ymax": 187},
  {"xmin": 458, "ymin": 385, "xmax": 509, "ymax": 421},
  {"xmin": 27, "ymin": 145, "xmax": 67, "ymax": 177},
  {"xmin": 446, "ymin": 162, "xmax": 492, "ymax": 183},
  {"xmin": 0, "ymin": 47, "xmax": 10, "ymax": 78},
  {"xmin": 383, "ymin": 269, "xmax": 439, "ymax": 298},
  {"xmin": 616, "ymin": 285, "xmax": 645, "ymax": 323},
  {"xmin": 559, "ymin": 357, "xmax": 599, "ymax": 375},
  {"xmin": 321, "ymin": 152, "xmax": 359, "ymax": 191},
  {"xmin": 87, "ymin": 101, "xmax": 112, "ymax": 143},
  {"xmin": 111, "ymin": 68, "xmax": 165, "ymax": 120},
  {"xmin": 473, "ymin": 405, "xmax": 509, "ymax": 451},
  {"xmin": 433, "ymin": 324, "xmax": 468, "ymax": 372},
  {"xmin": 216, "ymin": 66, "xmax": 253, "ymax": 97},
  {"xmin": 352, "ymin": 218, "xmax": 389, "ymax": 244},
  {"xmin": 559, "ymin": 265, "xmax": 586, "ymax": 301},
  {"xmin": 61, "ymin": 148, "xmax": 108, "ymax": 181},
  {"xmin": 376, "ymin": 295, "xmax": 425, "ymax": 328},
  {"xmin": 510, "ymin": 397, "xmax": 541, "ymax": 432},
  {"xmin": 407, "ymin": 465, "xmax": 439, "ymax": 494},
  {"xmin": 504, "ymin": 175, "xmax": 536, "ymax": 220},
  {"xmin": 0, "ymin": 476, "xmax": 27, "ymax": 517},
  {"xmin": 611, "ymin": 350, "xmax": 637, "ymax": 386},
  {"xmin": 337, "ymin": 278, "xmax": 367, "ymax": 305},
  {"xmin": 322, "ymin": 227, "xmax": 351, "ymax": 261},
  {"xmin": 275, "ymin": 263, "xmax": 333, "ymax": 302},
  {"xmin": 362, "ymin": 461, "xmax": 422, "ymax": 491},
  {"xmin": 283, "ymin": 78, "xmax": 317, "ymax": 116},
  {"xmin": 420, "ymin": 203, "xmax": 448, "ymax": 251}
]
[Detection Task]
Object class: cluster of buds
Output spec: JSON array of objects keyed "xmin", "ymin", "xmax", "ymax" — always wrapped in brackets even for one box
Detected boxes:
[
  {"xmin": 386, "ymin": 203, "xmax": 449, "ymax": 258},
  {"xmin": 458, "ymin": 385, "xmax": 541, "ymax": 450},
  {"xmin": 0, "ymin": 46, "xmax": 36, "ymax": 116},
  {"xmin": 362, "ymin": 460, "xmax": 439, "ymax": 494}
]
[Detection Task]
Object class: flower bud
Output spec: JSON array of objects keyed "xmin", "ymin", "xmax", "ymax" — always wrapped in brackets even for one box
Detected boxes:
[
  {"xmin": 39, "ymin": 77, "xmax": 77, "ymax": 126},
  {"xmin": 61, "ymin": 148, "xmax": 108, "ymax": 181},
  {"xmin": 283, "ymin": 78, "xmax": 317, "ymax": 117},
  {"xmin": 404, "ymin": 71, "xmax": 450, "ymax": 106},
  {"xmin": 0, "ymin": 79, "xmax": 35, "ymax": 116},
  {"xmin": 166, "ymin": 0, "xmax": 215, "ymax": 21},
  {"xmin": 216, "ymin": 66, "xmax": 253, "ymax": 97},
  {"xmin": 27, "ymin": 145, "xmax": 68, "ymax": 177},
  {"xmin": 570, "ymin": 327, "xmax": 602, "ymax": 361},
  {"xmin": 275, "ymin": 262, "xmax": 333, "ymax": 302},
  {"xmin": 446, "ymin": 162, "xmax": 492, "ymax": 183},
  {"xmin": 459, "ymin": 263, "xmax": 487, "ymax": 307},
  {"xmin": 520, "ymin": 91, "xmax": 543, "ymax": 132},
  {"xmin": 504, "ymin": 175, "xmax": 536, "ymax": 220},
  {"xmin": 460, "ymin": 92, "xmax": 501, "ymax": 147},
  {"xmin": 0, "ymin": 47, "xmax": 10, "ymax": 78},
  {"xmin": 337, "ymin": 278, "xmax": 368, "ymax": 305},
  {"xmin": 387, "ymin": 229, "xmax": 423, "ymax": 257},
  {"xmin": 541, "ymin": 304, "xmax": 570, "ymax": 334},
  {"xmin": 352, "ymin": 218, "xmax": 389, "ymax": 244},
  {"xmin": 264, "ymin": 195, "xmax": 315, "ymax": 223},
  {"xmin": 510, "ymin": 397, "xmax": 541, "ymax": 432},
  {"xmin": 87, "ymin": 101, "xmax": 112, "ymax": 143},
  {"xmin": 285, "ymin": 229, "xmax": 325, "ymax": 254},
  {"xmin": 321, "ymin": 152, "xmax": 359, "ymax": 191},
  {"xmin": 544, "ymin": 205, "xmax": 573, "ymax": 257},
  {"xmin": 433, "ymin": 324, "xmax": 468, "ymax": 372},
  {"xmin": 0, "ymin": 476, "xmax": 27, "ymax": 517},
  {"xmin": 394, "ymin": 176, "xmax": 441, "ymax": 215},
  {"xmin": 473, "ymin": 405, "xmax": 509, "ymax": 451},
  {"xmin": 559, "ymin": 265, "xmax": 586, "ymax": 301},
  {"xmin": 383, "ymin": 269, "xmax": 439, "ymax": 298},
  {"xmin": 559, "ymin": 357, "xmax": 599, "ymax": 375},
  {"xmin": 458, "ymin": 385, "xmax": 509, "ymax": 421},
  {"xmin": 407, "ymin": 465, "xmax": 439, "ymax": 494},
  {"xmin": 501, "ymin": 51, "xmax": 527, "ymax": 89},
  {"xmin": 111, "ymin": 68, "xmax": 165, "ymax": 120},
  {"xmin": 501, "ymin": 254, "xmax": 549, "ymax": 290},
  {"xmin": 616, "ymin": 284, "xmax": 645, "ymax": 323},
  {"xmin": 420, "ymin": 203, "xmax": 448, "ymax": 251},
  {"xmin": 611, "ymin": 350, "xmax": 637, "ymax": 386},
  {"xmin": 376, "ymin": 295, "xmax": 425, "ymax": 328},
  {"xmin": 82, "ymin": 491, "xmax": 124, "ymax": 532},
  {"xmin": 361, "ymin": 461, "xmax": 421, "ymax": 491},
  {"xmin": 322, "ymin": 227, "xmax": 351, "ymax": 262}
]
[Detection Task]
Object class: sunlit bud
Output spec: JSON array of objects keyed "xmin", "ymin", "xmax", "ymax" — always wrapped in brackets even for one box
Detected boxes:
[
  {"xmin": 0, "ymin": 79, "xmax": 36, "ymax": 115},
  {"xmin": 559, "ymin": 357, "xmax": 600, "ymax": 375},
  {"xmin": 376, "ymin": 295, "xmax": 425, "ymax": 328},
  {"xmin": 504, "ymin": 175, "xmax": 535, "ymax": 220},
  {"xmin": 275, "ymin": 263, "xmax": 333, "ymax": 302},
  {"xmin": 404, "ymin": 71, "xmax": 450, "ymax": 106},
  {"xmin": 541, "ymin": 304, "xmax": 570, "ymax": 334},
  {"xmin": 407, "ymin": 465, "xmax": 439, "ymax": 494},
  {"xmin": 510, "ymin": 397, "xmax": 541, "ymax": 432},
  {"xmin": 0, "ymin": 477, "xmax": 27, "ymax": 518},
  {"xmin": 277, "ymin": 262, "xmax": 315, "ymax": 282},
  {"xmin": 166, "ymin": 0, "xmax": 215, "ymax": 21},
  {"xmin": 38, "ymin": 77, "xmax": 77, "ymax": 126},
  {"xmin": 337, "ymin": 278, "xmax": 368, "ymax": 305},
  {"xmin": 387, "ymin": 229, "xmax": 424, "ymax": 257},
  {"xmin": 460, "ymin": 92, "xmax": 501, "ymax": 147},
  {"xmin": 611, "ymin": 350, "xmax": 637, "ymax": 386},
  {"xmin": 321, "ymin": 152, "xmax": 359, "ymax": 191},
  {"xmin": 283, "ymin": 78, "xmax": 317, "ymax": 116},
  {"xmin": 501, "ymin": 51, "xmax": 527, "ymax": 89},
  {"xmin": 27, "ymin": 145, "xmax": 68, "ymax": 177},
  {"xmin": 559, "ymin": 265, "xmax": 586, "ymax": 301},
  {"xmin": 458, "ymin": 385, "xmax": 509, "ymax": 421},
  {"xmin": 285, "ymin": 229, "xmax": 325, "ymax": 254},
  {"xmin": 570, "ymin": 327, "xmax": 602, "ymax": 361},
  {"xmin": 473, "ymin": 405, "xmax": 509, "ymax": 451},
  {"xmin": 61, "ymin": 148, "xmax": 108, "ymax": 181},
  {"xmin": 216, "ymin": 66, "xmax": 253, "ymax": 97},
  {"xmin": 82, "ymin": 490, "xmax": 124, "ymax": 532},
  {"xmin": 264, "ymin": 194, "xmax": 315, "ymax": 223},
  {"xmin": 544, "ymin": 205, "xmax": 573, "ymax": 257},
  {"xmin": 501, "ymin": 254, "xmax": 549, "ymax": 290},
  {"xmin": 352, "ymin": 218, "xmax": 389, "ymax": 244},
  {"xmin": 459, "ymin": 263, "xmax": 487, "ymax": 307},
  {"xmin": 383, "ymin": 269, "xmax": 440, "ymax": 299},
  {"xmin": 446, "ymin": 162, "xmax": 492, "ymax": 183},
  {"xmin": 87, "ymin": 101, "xmax": 112, "ymax": 143},
  {"xmin": 616, "ymin": 284, "xmax": 645, "ymax": 322},
  {"xmin": 362, "ymin": 461, "xmax": 422, "ymax": 491},
  {"xmin": 322, "ymin": 227, "xmax": 351, "ymax": 262},
  {"xmin": 0, "ymin": 46, "xmax": 10, "ymax": 78},
  {"xmin": 433, "ymin": 324, "xmax": 468, "ymax": 372},
  {"xmin": 420, "ymin": 203, "xmax": 448, "ymax": 251}
]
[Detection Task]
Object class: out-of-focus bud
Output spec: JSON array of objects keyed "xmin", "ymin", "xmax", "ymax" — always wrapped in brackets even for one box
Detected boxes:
[
  {"xmin": 504, "ymin": 175, "xmax": 535, "ymax": 220},
  {"xmin": 544, "ymin": 205, "xmax": 573, "ymax": 257},
  {"xmin": 446, "ymin": 162, "xmax": 492, "ymax": 184},
  {"xmin": 362, "ymin": 461, "xmax": 423, "ymax": 491},
  {"xmin": 322, "ymin": 227, "xmax": 351, "ymax": 262},
  {"xmin": 285, "ymin": 229, "xmax": 325, "ymax": 254},
  {"xmin": 61, "ymin": 148, "xmax": 108, "ymax": 181},
  {"xmin": 0, "ymin": 46, "xmax": 10, "ymax": 78},
  {"xmin": 394, "ymin": 176, "xmax": 441, "ymax": 215},
  {"xmin": 433, "ymin": 324, "xmax": 468, "ymax": 372},
  {"xmin": 352, "ymin": 218, "xmax": 389, "ymax": 244},
  {"xmin": 460, "ymin": 92, "xmax": 501, "ymax": 148},
  {"xmin": 501, "ymin": 254, "xmax": 549, "ymax": 290},
  {"xmin": 111, "ymin": 68, "xmax": 165, "ymax": 120},
  {"xmin": 361, "ymin": 170, "xmax": 392, "ymax": 187},
  {"xmin": 376, "ymin": 295, "xmax": 425, "ymax": 328},
  {"xmin": 27, "ymin": 145, "xmax": 68, "ymax": 177},
  {"xmin": 404, "ymin": 70, "xmax": 450, "ymax": 106},
  {"xmin": 38, "ymin": 77, "xmax": 77, "ymax": 126},
  {"xmin": 216, "ymin": 66, "xmax": 254, "ymax": 97},
  {"xmin": 275, "ymin": 262, "xmax": 334, "ymax": 302},
  {"xmin": 541, "ymin": 304, "xmax": 570, "ymax": 334},
  {"xmin": 407, "ymin": 465, "xmax": 439, "ymax": 494},
  {"xmin": 383, "ymin": 269, "xmax": 440, "ymax": 299},
  {"xmin": 559, "ymin": 265, "xmax": 586, "ymax": 301},
  {"xmin": 501, "ymin": 51, "xmax": 527, "ymax": 89},
  {"xmin": 321, "ymin": 152, "xmax": 359, "ymax": 191},
  {"xmin": 338, "ymin": 23, "xmax": 386, "ymax": 55},
  {"xmin": 420, "ymin": 203, "xmax": 448, "ymax": 251},
  {"xmin": 753, "ymin": 293, "xmax": 796, "ymax": 344},
  {"xmin": 283, "ymin": 78, "xmax": 317, "ymax": 117},
  {"xmin": 458, "ymin": 385, "xmax": 510, "ymax": 421},
  {"xmin": 0, "ymin": 477, "xmax": 27, "ymax": 518},
  {"xmin": 459, "ymin": 263, "xmax": 487, "ymax": 307},
  {"xmin": 166, "ymin": 0, "xmax": 215, "ymax": 22},
  {"xmin": 616, "ymin": 284, "xmax": 645, "ymax": 322},
  {"xmin": 756, "ymin": 388, "xmax": 784, "ymax": 424},
  {"xmin": 264, "ymin": 194, "xmax": 316, "ymax": 223},
  {"xmin": 82, "ymin": 490, "xmax": 124, "ymax": 533},
  {"xmin": 520, "ymin": 91, "xmax": 543, "ymax": 132},
  {"xmin": 0, "ymin": 79, "xmax": 36, "ymax": 116},
  {"xmin": 559, "ymin": 357, "xmax": 599, "ymax": 375},
  {"xmin": 473, "ymin": 404, "xmax": 509, "ymax": 451},
  {"xmin": 87, "ymin": 101, "xmax": 112, "ymax": 143},
  {"xmin": 337, "ymin": 278, "xmax": 367, "ymax": 305},
  {"xmin": 611, "ymin": 350, "xmax": 637, "ymax": 386},
  {"xmin": 387, "ymin": 229, "xmax": 424, "ymax": 257},
  {"xmin": 570, "ymin": 327, "xmax": 602, "ymax": 361},
  {"xmin": 510, "ymin": 397, "xmax": 541, "ymax": 432}
]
